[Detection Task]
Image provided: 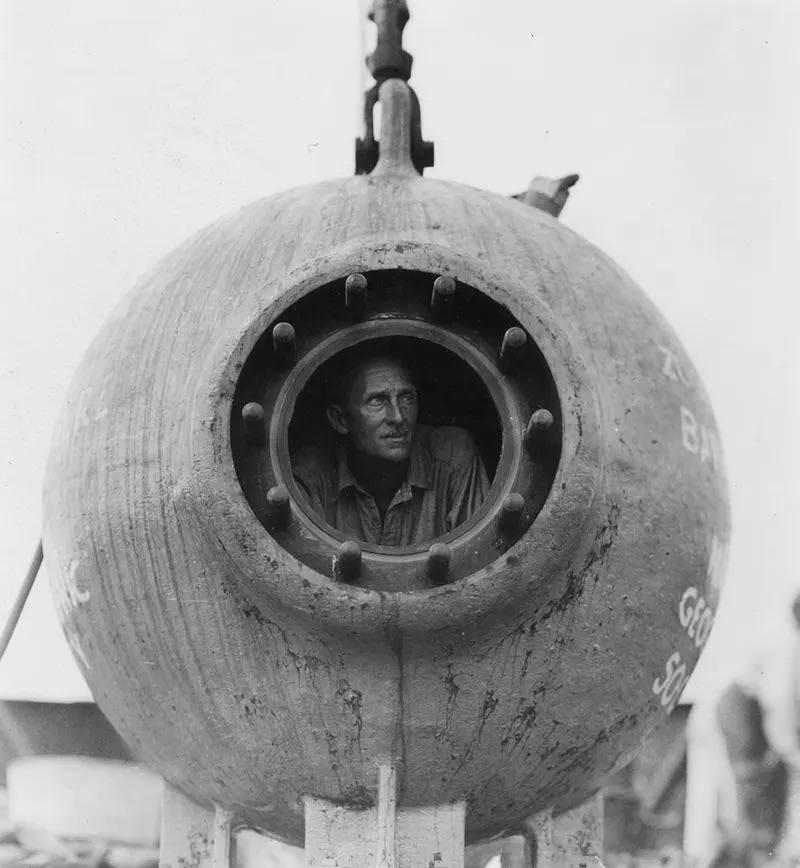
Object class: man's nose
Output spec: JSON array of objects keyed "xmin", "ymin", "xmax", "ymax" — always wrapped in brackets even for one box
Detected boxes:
[{"xmin": 385, "ymin": 397, "xmax": 403, "ymax": 423}]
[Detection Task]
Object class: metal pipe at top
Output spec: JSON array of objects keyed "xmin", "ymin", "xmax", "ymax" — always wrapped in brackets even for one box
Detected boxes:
[{"xmin": 366, "ymin": 0, "xmax": 413, "ymax": 84}]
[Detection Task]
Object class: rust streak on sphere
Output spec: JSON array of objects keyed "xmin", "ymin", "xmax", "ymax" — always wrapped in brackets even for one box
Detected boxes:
[{"xmin": 42, "ymin": 165, "xmax": 729, "ymax": 845}]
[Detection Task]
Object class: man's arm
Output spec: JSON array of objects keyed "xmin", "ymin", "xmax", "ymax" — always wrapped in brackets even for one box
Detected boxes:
[{"xmin": 291, "ymin": 447, "xmax": 334, "ymax": 525}]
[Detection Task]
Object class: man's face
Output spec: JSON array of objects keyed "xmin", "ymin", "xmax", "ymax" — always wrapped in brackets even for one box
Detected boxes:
[{"xmin": 328, "ymin": 358, "xmax": 418, "ymax": 462}]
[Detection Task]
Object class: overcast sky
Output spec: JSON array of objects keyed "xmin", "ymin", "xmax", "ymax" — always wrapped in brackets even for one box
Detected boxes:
[{"xmin": 0, "ymin": 0, "xmax": 798, "ymax": 701}]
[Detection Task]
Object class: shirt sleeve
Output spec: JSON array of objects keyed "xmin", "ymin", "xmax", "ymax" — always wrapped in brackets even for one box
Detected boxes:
[
  {"xmin": 430, "ymin": 427, "xmax": 490, "ymax": 532},
  {"xmin": 292, "ymin": 448, "xmax": 330, "ymax": 522}
]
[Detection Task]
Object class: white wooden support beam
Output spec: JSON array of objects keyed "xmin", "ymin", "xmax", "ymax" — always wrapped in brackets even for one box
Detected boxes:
[
  {"xmin": 160, "ymin": 785, "xmax": 235, "ymax": 868},
  {"xmin": 212, "ymin": 805, "xmax": 234, "ymax": 868},
  {"xmin": 160, "ymin": 784, "xmax": 215, "ymax": 868},
  {"xmin": 376, "ymin": 763, "xmax": 397, "ymax": 868},
  {"xmin": 304, "ymin": 763, "xmax": 465, "ymax": 868},
  {"xmin": 524, "ymin": 793, "xmax": 604, "ymax": 868}
]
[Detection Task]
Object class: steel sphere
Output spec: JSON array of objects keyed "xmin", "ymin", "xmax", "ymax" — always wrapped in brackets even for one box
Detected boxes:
[{"xmin": 43, "ymin": 169, "xmax": 729, "ymax": 844}]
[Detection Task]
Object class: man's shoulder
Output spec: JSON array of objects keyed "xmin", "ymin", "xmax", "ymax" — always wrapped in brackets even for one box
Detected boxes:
[{"xmin": 419, "ymin": 425, "xmax": 480, "ymax": 466}]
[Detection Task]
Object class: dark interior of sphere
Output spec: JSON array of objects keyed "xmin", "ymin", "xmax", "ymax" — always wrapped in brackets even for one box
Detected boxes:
[{"xmin": 288, "ymin": 337, "xmax": 501, "ymax": 480}]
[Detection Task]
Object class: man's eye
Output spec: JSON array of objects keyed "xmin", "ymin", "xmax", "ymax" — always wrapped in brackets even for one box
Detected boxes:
[
  {"xmin": 366, "ymin": 397, "xmax": 384, "ymax": 407},
  {"xmin": 400, "ymin": 394, "xmax": 416, "ymax": 405}
]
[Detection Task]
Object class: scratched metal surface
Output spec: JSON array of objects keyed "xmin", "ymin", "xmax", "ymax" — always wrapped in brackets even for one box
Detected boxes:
[{"xmin": 42, "ymin": 168, "xmax": 729, "ymax": 844}]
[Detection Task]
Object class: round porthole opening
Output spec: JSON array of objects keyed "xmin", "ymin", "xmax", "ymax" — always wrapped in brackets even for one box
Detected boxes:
[{"xmin": 230, "ymin": 269, "xmax": 562, "ymax": 592}]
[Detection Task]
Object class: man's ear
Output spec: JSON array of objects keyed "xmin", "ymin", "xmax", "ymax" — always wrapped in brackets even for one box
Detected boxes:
[{"xmin": 327, "ymin": 404, "xmax": 349, "ymax": 435}]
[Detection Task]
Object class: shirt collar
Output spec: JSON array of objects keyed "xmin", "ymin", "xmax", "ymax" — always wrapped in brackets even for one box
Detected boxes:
[{"xmin": 336, "ymin": 432, "xmax": 434, "ymax": 496}]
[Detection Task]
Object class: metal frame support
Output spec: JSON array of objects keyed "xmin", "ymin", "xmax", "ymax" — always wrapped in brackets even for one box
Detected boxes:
[{"xmin": 159, "ymin": 782, "xmax": 603, "ymax": 868}]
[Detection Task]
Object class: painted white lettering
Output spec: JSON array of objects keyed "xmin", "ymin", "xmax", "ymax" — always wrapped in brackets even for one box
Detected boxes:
[
  {"xmin": 680, "ymin": 407, "xmax": 722, "ymax": 472},
  {"xmin": 658, "ymin": 345, "xmax": 692, "ymax": 387},
  {"xmin": 680, "ymin": 406, "xmax": 699, "ymax": 454},
  {"xmin": 679, "ymin": 587, "xmax": 697, "ymax": 629},
  {"xmin": 700, "ymin": 426, "xmax": 718, "ymax": 469},
  {"xmin": 653, "ymin": 651, "xmax": 689, "ymax": 713},
  {"xmin": 659, "ymin": 345, "xmax": 679, "ymax": 381},
  {"xmin": 707, "ymin": 534, "xmax": 729, "ymax": 594},
  {"xmin": 677, "ymin": 585, "xmax": 715, "ymax": 649},
  {"xmin": 707, "ymin": 428, "xmax": 722, "ymax": 471},
  {"xmin": 662, "ymin": 661, "xmax": 688, "ymax": 710},
  {"xmin": 653, "ymin": 651, "xmax": 681, "ymax": 695},
  {"xmin": 687, "ymin": 596, "xmax": 705, "ymax": 639},
  {"xmin": 695, "ymin": 607, "xmax": 714, "ymax": 648}
]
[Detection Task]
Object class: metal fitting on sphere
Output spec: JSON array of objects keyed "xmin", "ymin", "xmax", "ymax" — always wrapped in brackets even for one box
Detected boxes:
[
  {"xmin": 265, "ymin": 485, "xmax": 290, "ymax": 529},
  {"xmin": 499, "ymin": 326, "xmax": 527, "ymax": 373},
  {"xmin": 334, "ymin": 540, "xmax": 362, "ymax": 582},
  {"xmin": 497, "ymin": 493, "xmax": 526, "ymax": 537},
  {"xmin": 430, "ymin": 275, "xmax": 456, "ymax": 318},
  {"xmin": 345, "ymin": 272, "xmax": 368, "ymax": 316},
  {"xmin": 241, "ymin": 402, "xmax": 265, "ymax": 444},
  {"xmin": 526, "ymin": 408, "xmax": 555, "ymax": 454},
  {"xmin": 425, "ymin": 543, "xmax": 451, "ymax": 584},
  {"xmin": 272, "ymin": 322, "xmax": 296, "ymax": 364}
]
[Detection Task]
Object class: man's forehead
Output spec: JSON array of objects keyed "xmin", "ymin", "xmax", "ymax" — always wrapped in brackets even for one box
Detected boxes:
[{"xmin": 353, "ymin": 358, "xmax": 415, "ymax": 393}]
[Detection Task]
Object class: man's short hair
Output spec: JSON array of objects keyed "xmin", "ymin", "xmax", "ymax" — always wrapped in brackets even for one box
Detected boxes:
[{"xmin": 324, "ymin": 342, "xmax": 416, "ymax": 407}]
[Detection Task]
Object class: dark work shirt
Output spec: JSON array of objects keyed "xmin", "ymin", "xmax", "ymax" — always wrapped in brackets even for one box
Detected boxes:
[{"xmin": 292, "ymin": 425, "xmax": 490, "ymax": 546}]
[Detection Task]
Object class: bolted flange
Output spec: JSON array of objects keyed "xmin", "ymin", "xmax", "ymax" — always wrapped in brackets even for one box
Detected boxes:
[
  {"xmin": 499, "ymin": 327, "xmax": 527, "ymax": 373},
  {"xmin": 334, "ymin": 540, "xmax": 362, "ymax": 582},
  {"xmin": 525, "ymin": 408, "xmax": 554, "ymax": 455},
  {"xmin": 425, "ymin": 542, "xmax": 451, "ymax": 584},
  {"xmin": 265, "ymin": 485, "xmax": 291, "ymax": 529},
  {"xmin": 231, "ymin": 270, "xmax": 563, "ymax": 592},
  {"xmin": 497, "ymin": 493, "xmax": 526, "ymax": 538},
  {"xmin": 430, "ymin": 275, "xmax": 456, "ymax": 319},
  {"xmin": 241, "ymin": 402, "xmax": 266, "ymax": 444},
  {"xmin": 345, "ymin": 273, "xmax": 368, "ymax": 317},
  {"xmin": 272, "ymin": 322, "xmax": 296, "ymax": 365}
]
